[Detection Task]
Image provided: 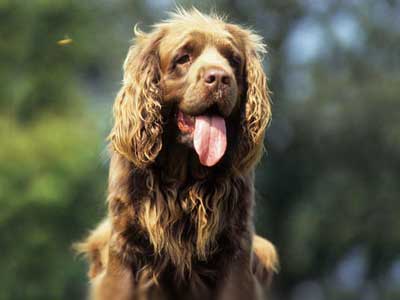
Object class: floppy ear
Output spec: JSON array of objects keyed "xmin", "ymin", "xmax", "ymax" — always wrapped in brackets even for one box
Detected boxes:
[
  {"xmin": 236, "ymin": 31, "xmax": 272, "ymax": 172},
  {"xmin": 109, "ymin": 29, "xmax": 165, "ymax": 169}
]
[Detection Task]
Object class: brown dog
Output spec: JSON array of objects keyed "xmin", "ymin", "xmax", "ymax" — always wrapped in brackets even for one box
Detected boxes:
[{"xmin": 76, "ymin": 9, "xmax": 278, "ymax": 300}]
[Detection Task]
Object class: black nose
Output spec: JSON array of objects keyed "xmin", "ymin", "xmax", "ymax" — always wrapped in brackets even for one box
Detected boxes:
[{"xmin": 203, "ymin": 67, "xmax": 231, "ymax": 87}]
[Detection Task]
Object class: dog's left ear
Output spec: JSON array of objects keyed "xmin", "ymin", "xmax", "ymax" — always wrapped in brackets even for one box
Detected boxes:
[
  {"xmin": 110, "ymin": 28, "xmax": 165, "ymax": 169},
  {"xmin": 228, "ymin": 26, "xmax": 272, "ymax": 172}
]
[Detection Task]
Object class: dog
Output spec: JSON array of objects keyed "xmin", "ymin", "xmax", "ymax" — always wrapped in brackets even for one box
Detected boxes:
[{"xmin": 76, "ymin": 9, "xmax": 278, "ymax": 300}]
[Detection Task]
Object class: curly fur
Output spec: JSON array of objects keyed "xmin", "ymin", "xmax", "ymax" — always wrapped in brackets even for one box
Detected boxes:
[
  {"xmin": 76, "ymin": 8, "xmax": 278, "ymax": 300},
  {"xmin": 110, "ymin": 29, "xmax": 164, "ymax": 169}
]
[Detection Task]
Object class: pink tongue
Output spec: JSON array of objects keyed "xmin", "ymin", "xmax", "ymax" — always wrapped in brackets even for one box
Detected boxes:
[{"xmin": 194, "ymin": 115, "xmax": 227, "ymax": 167}]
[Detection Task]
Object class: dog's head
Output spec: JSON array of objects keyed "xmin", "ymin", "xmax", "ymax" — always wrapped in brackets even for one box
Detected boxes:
[{"xmin": 110, "ymin": 9, "xmax": 271, "ymax": 173}]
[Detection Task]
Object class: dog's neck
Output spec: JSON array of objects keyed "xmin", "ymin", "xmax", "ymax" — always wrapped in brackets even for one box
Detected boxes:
[
  {"xmin": 156, "ymin": 142, "xmax": 213, "ymax": 183},
  {"xmin": 156, "ymin": 129, "xmax": 236, "ymax": 184}
]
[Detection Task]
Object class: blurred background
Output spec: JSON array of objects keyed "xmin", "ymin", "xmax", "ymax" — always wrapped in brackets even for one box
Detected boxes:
[{"xmin": 1, "ymin": 0, "xmax": 399, "ymax": 299}]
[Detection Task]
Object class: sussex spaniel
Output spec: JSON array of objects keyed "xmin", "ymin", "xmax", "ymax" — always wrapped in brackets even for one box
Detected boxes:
[{"xmin": 76, "ymin": 9, "xmax": 278, "ymax": 300}]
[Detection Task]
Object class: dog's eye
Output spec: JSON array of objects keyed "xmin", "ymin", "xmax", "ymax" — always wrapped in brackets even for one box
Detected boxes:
[
  {"xmin": 229, "ymin": 55, "xmax": 241, "ymax": 69},
  {"xmin": 176, "ymin": 54, "xmax": 190, "ymax": 65}
]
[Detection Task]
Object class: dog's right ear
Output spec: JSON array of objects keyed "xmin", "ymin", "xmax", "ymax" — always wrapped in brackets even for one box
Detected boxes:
[{"xmin": 110, "ymin": 28, "xmax": 166, "ymax": 169}]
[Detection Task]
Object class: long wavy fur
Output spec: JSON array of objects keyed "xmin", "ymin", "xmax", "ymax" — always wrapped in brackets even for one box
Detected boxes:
[
  {"xmin": 109, "ymin": 29, "xmax": 165, "ymax": 169},
  {"xmin": 77, "ymin": 9, "xmax": 275, "ymax": 295}
]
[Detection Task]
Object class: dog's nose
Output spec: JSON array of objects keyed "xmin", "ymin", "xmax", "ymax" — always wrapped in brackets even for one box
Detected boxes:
[{"xmin": 204, "ymin": 67, "xmax": 231, "ymax": 88}]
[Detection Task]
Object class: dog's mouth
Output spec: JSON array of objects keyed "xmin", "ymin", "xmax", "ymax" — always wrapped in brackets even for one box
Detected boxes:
[{"xmin": 177, "ymin": 110, "xmax": 227, "ymax": 167}]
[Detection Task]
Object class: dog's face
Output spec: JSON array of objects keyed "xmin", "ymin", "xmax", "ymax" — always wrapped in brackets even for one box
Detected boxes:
[
  {"xmin": 160, "ymin": 29, "xmax": 243, "ymax": 116},
  {"xmin": 159, "ymin": 26, "xmax": 245, "ymax": 166},
  {"xmin": 110, "ymin": 10, "xmax": 271, "ymax": 171}
]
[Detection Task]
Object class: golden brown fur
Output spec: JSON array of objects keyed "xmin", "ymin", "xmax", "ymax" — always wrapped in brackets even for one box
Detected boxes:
[
  {"xmin": 76, "ymin": 9, "xmax": 278, "ymax": 300},
  {"xmin": 76, "ymin": 220, "xmax": 278, "ymax": 292}
]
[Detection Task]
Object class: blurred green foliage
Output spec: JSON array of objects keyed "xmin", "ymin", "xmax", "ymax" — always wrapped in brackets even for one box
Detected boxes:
[{"xmin": 1, "ymin": 0, "xmax": 399, "ymax": 299}]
